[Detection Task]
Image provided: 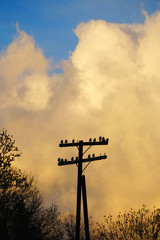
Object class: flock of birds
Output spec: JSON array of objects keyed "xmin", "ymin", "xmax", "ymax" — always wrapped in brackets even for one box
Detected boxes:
[
  {"xmin": 60, "ymin": 136, "xmax": 108, "ymax": 144},
  {"xmin": 58, "ymin": 154, "xmax": 98, "ymax": 163},
  {"xmin": 58, "ymin": 137, "xmax": 108, "ymax": 163}
]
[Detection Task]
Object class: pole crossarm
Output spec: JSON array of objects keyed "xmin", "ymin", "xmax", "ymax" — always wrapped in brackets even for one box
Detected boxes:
[
  {"xmin": 59, "ymin": 138, "xmax": 109, "ymax": 148},
  {"xmin": 58, "ymin": 154, "xmax": 107, "ymax": 166}
]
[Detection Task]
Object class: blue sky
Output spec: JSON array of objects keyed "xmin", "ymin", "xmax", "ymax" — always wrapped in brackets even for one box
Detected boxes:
[{"xmin": 0, "ymin": 0, "xmax": 160, "ymax": 63}]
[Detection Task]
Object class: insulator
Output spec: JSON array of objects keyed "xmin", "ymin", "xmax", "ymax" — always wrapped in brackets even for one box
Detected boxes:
[
  {"xmin": 102, "ymin": 137, "xmax": 105, "ymax": 141},
  {"xmin": 61, "ymin": 158, "xmax": 63, "ymax": 162},
  {"xmin": 76, "ymin": 157, "xmax": 78, "ymax": 160},
  {"xmin": 61, "ymin": 140, "xmax": 63, "ymax": 144},
  {"xmin": 65, "ymin": 139, "xmax": 68, "ymax": 143},
  {"xmin": 89, "ymin": 138, "xmax": 92, "ymax": 142},
  {"xmin": 72, "ymin": 139, "xmax": 75, "ymax": 143},
  {"xmin": 71, "ymin": 157, "xmax": 74, "ymax": 161},
  {"xmin": 58, "ymin": 158, "xmax": 60, "ymax": 162},
  {"xmin": 93, "ymin": 138, "xmax": 96, "ymax": 142},
  {"xmin": 99, "ymin": 136, "xmax": 102, "ymax": 141},
  {"xmin": 88, "ymin": 154, "xmax": 90, "ymax": 158},
  {"xmin": 65, "ymin": 159, "xmax": 67, "ymax": 162},
  {"xmin": 92, "ymin": 153, "xmax": 95, "ymax": 158}
]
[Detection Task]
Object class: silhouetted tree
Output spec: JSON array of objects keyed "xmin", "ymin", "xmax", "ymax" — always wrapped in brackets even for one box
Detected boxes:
[
  {"xmin": 0, "ymin": 129, "xmax": 63, "ymax": 240},
  {"xmin": 40, "ymin": 204, "xmax": 63, "ymax": 240},
  {"xmin": 0, "ymin": 129, "xmax": 26, "ymax": 190},
  {"xmin": 62, "ymin": 213, "xmax": 77, "ymax": 240},
  {"xmin": 61, "ymin": 212, "xmax": 97, "ymax": 240},
  {"xmin": 94, "ymin": 205, "xmax": 160, "ymax": 240}
]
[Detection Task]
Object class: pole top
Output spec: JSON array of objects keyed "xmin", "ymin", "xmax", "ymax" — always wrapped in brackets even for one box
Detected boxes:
[{"xmin": 59, "ymin": 137, "xmax": 109, "ymax": 147}]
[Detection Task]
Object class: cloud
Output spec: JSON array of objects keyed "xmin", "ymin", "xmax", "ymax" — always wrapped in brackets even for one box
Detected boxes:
[
  {"xmin": 1, "ymin": 11, "xmax": 160, "ymax": 220},
  {"xmin": 0, "ymin": 26, "xmax": 52, "ymax": 111},
  {"xmin": 69, "ymin": 11, "xmax": 160, "ymax": 217}
]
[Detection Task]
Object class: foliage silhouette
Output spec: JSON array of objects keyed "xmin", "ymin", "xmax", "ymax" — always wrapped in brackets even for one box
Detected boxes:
[
  {"xmin": 61, "ymin": 212, "xmax": 97, "ymax": 240},
  {"xmin": 0, "ymin": 129, "xmax": 26, "ymax": 190},
  {"xmin": 0, "ymin": 129, "xmax": 63, "ymax": 240},
  {"xmin": 94, "ymin": 205, "xmax": 160, "ymax": 240}
]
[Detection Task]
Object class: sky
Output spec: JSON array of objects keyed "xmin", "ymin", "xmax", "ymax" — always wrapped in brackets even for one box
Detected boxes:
[
  {"xmin": 1, "ymin": 0, "xmax": 160, "ymax": 220},
  {"xmin": 1, "ymin": 0, "xmax": 160, "ymax": 63}
]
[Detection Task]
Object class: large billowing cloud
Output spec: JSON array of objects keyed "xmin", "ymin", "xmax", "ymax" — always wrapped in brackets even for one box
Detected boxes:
[
  {"xmin": 1, "ymin": 11, "xmax": 160, "ymax": 219},
  {"xmin": 0, "ymin": 26, "xmax": 52, "ymax": 111}
]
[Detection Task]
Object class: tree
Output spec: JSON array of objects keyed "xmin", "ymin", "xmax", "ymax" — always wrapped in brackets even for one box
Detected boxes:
[
  {"xmin": 0, "ymin": 129, "xmax": 63, "ymax": 240},
  {"xmin": 0, "ymin": 129, "xmax": 26, "ymax": 190},
  {"xmin": 61, "ymin": 212, "xmax": 97, "ymax": 240},
  {"xmin": 40, "ymin": 204, "xmax": 64, "ymax": 240},
  {"xmin": 94, "ymin": 205, "xmax": 160, "ymax": 240}
]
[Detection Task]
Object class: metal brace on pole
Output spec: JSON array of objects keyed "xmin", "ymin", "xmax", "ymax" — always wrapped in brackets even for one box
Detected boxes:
[{"xmin": 82, "ymin": 175, "xmax": 90, "ymax": 240}]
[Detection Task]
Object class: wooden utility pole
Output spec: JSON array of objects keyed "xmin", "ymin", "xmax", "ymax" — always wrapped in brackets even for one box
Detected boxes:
[
  {"xmin": 76, "ymin": 141, "xmax": 83, "ymax": 239},
  {"xmin": 58, "ymin": 137, "xmax": 109, "ymax": 240}
]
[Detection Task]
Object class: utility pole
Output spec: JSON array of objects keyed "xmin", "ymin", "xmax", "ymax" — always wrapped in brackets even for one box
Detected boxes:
[{"xmin": 58, "ymin": 137, "xmax": 109, "ymax": 240}]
